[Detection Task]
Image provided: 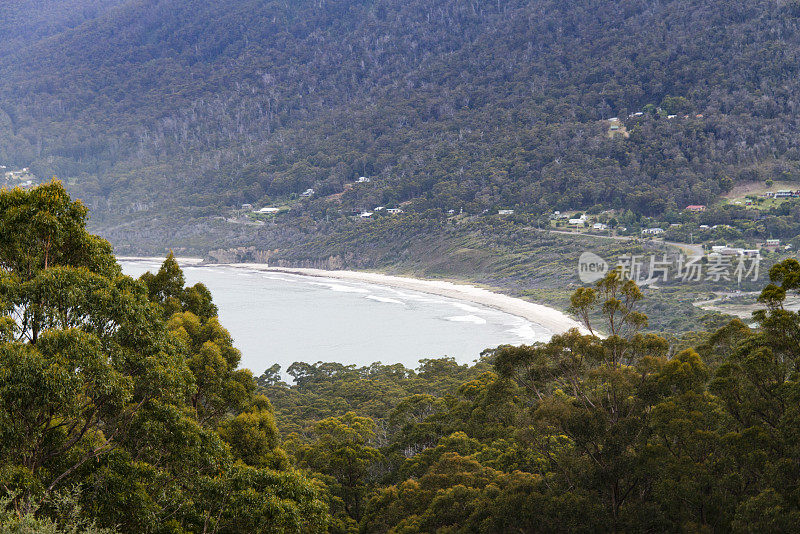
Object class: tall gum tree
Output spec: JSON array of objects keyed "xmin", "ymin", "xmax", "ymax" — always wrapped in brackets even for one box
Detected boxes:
[{"xmin": 0, "ymin": 181, "xmax": 328, "ymax": 533}]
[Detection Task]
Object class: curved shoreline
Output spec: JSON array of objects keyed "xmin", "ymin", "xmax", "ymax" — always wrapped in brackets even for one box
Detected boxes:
[
  {"xmin": 119, "ymin": 257, "xmax": 585, "ymax": 336},
  {"xmin": 226, "ymin": 264, "xmax": 584, "ymax": 335}
]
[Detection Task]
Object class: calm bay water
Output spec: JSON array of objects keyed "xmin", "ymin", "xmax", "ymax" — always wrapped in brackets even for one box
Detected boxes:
[{"xmin": 120, "ymin": 260, "xmax": 551, "ymax": 377}]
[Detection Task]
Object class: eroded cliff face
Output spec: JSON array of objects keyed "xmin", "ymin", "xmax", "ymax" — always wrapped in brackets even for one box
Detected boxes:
[
  {"xmin": 205, "ymin": 248, "xmax": 354, "ymax": 270},
  {"xmin": 205, "ymin": 247, "xmax": 272, "ymax": 264}
]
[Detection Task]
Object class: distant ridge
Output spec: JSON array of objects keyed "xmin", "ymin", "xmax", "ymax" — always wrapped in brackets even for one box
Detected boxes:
[{"xmin": 2, "ymin": 0, "xmax": 800, "ymax": 232}]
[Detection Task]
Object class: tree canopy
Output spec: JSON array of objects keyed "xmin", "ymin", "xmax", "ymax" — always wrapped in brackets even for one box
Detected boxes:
[{"xmin": 0, "ymin": 181, "xmax": 328, "ymax": 533}]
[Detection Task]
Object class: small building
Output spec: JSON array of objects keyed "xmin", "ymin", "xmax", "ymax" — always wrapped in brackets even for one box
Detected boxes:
[
  {"xmin": 357, "ymin": 176, "xmax": 371, "ymax": 183},
  {"xmin": 301, "ymin": 188, "xmax": 315, "ymax": 197},
  {"xmin": 642, "ymin": 227, "xmax": 665, "ymax": 235},
  {"xmin": 387, "ymin": 208, "xmax": 404, "ymax": 214},
  {"xmin": 241, "ymin": 203, "xmax": 253, "ymax": 211},
  {"xmin": 498, "ymin": 209, "xmax": 515, "ymax": 215},
  {"xmin": 720, "ymin": 247, "xmax": 744, "ymax": 256},
  {"xmin": 257, "ymin": 207, "xmax": 280, "ymax": 214},
  {"xmin": 775, "ymin": 190, "xmax": 793, "ymax": 199},
  {"xmin": 685, "ymin": 205, "xmax": 706, "ymax": 212},
  {"xmin": 374, "ymin": 206, "xmax": 385, "ymax": 211},
  {"xmin": 766, "ymin": 238, "xmax": 781, "ymax": 246},
  {"xmin": 592, "ymin": 223, "xmax": 608, "ymax": 231}
]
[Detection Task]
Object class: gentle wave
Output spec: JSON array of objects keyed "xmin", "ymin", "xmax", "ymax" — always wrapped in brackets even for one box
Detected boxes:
[
  {"xmin": 445, "ymin": 315, "xmax": 487, "ymax": 325},
  {"xmin": 310, "ymin": 282, "xmax": 370, "ymax": 294},
  {"xmin": 384, "ymin": 288, "xmax": 438, "ymax": 302},
  {"xmin": 262, "ymin": 275, "xmax": 301, "ymax": 283},
  {"xmin": 451, "ymin": 302, "xmax": 483, "ymax": 313},
  {"xmin": 507, "ymin": 322, "xmax": 543, "ymax": 342},
  {"xmin": 365, "ymin": 295, "xmax": 405, "ymax": 304}
]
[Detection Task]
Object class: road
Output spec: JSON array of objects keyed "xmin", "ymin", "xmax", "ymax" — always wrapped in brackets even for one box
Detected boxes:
[{"xmin": 526, "ymin": 227, "xmax": 704, "ymax": 256}]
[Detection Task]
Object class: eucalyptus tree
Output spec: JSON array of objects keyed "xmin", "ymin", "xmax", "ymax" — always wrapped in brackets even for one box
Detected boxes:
[{"xmin": 0, "ymin": 181, "xmax": 328, "ymax": 532}]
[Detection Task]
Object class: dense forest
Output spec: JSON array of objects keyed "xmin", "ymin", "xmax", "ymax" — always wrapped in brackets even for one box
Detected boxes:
[
  {"xmin": 6, "ymin": 181, "xmax": 800, "ymax": 532},
  {"xmin": 3, "ymin": 0, "xmax": 800, "ymax": 240}
]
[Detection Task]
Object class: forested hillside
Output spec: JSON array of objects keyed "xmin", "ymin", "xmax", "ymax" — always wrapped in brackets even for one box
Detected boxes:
[
  {"xmin": 3, "ymin": 0, "xmax": 800, "ymax": 233},
  {"xmin": 258, "ymin": 261, "xmax": 800, "ymax": 533},
  {"xmin": 6, "ymin": 183, "xmax": 800, "ymax": 532}
]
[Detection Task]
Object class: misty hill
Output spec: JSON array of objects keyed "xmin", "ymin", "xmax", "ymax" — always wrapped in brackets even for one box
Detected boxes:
[{"xmin": 2, "ymin": 0, "xmax": 800, "ymax": 230}]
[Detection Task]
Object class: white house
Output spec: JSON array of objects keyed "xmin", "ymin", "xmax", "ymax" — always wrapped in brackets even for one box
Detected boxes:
[
  {"xmin": 592, "ymin": 223, "xmax": 608, "ymax": 231},
  {"xmin": 642, "ymin": 227, "xmax": 665, "ymax": 235},
  {"xmin": 498, "ymin": 209, "xmax": 514, "ymax": 215},
  {"xmin": 257, "ymin": 207, "xmax": 280, "ymax": 214},
  {"xmin": 387, "ymin": 208, "xmax": 404, "ymax": 214},
  {"xmin": 301, "ymin": 188, "xmax": 315, "ymax": 197},
  {"xmin": 569, "ymin": 214, "xmax": 587, "ymax": 226},
  {"xmin": 357, "ymin": 176, "xmax": 371, "ymax": 183},
  {"xmin": 359, "ymin": 211, "xmax": 373, "ymax": 218}
]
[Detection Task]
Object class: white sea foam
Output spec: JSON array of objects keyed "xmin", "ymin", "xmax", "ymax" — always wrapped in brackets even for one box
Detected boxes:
[
  {"xmin": 384, "ymin": 288, "xmax": 437, "ymax": 302},
  {"xmin": 445, "ymin": 315, "xmax": 487, "ymax": 325},
  {"xmin": 365, "ymin": 295, "xmax": 405, "ymax": 304},
  {"xmin": 311, "ymin": 282, "xmax": 370, "ymax": 294},
  {"xmin": 507, "ymin": 322, "xmax": 545, "ymax": 342},
  {"xmin": 262, "ymin": 275, "xmax": 300, "ymax": 283},
  {"xmin": 451, "ymin": 302, "xmax": 483, "ymax": 313}
]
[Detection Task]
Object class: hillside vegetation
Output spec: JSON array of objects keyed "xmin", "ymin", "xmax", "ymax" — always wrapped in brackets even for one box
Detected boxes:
[
  {"xmin": 3, "ymin": 0, "xmax": 800, "ymax": 230},
  {"xmin": 6, "ymin": 183, "xmax": 800, "ymax": 532}
]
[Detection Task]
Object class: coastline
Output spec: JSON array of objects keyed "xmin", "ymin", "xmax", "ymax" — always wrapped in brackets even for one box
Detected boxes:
[
  {"xmin": 119, "ymin": 257, "xmax": 585, "ymax": 335},
  {"xmin": 222, "ymin": 264, "xmax": 585, "ymax": 335},
  {"xmin": 119, "ymin": 257, "xmax": 584, "ymax": 335}
]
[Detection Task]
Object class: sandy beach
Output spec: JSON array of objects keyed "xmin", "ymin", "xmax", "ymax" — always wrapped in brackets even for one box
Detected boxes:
[
  {"xmin": 120, "ymin": 257, "xmax": 584, "ymax": 335},
  {"xmin": 217, "ymin": 264, "xmax": 585, "ymax": 335}
]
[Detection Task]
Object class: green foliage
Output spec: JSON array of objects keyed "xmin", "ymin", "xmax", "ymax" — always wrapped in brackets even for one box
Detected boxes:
[
  {"xmin": 5, "ymin": 0, "xmax": 800, "ymax": 242},
  {"xmin": 0, "ymin": 183, "xmax": 328, "ymax": 533},
  {"xmin": 11, "ymin": 182, "xmax": 800, "ymax": 531},
  {"xmin": 255, "ymin": 269, "xmax": 800, "ymax": 531}
]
